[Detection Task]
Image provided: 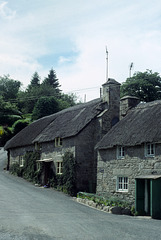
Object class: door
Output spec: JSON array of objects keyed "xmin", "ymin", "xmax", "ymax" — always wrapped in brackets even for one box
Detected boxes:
[
  {"xmin": 136, "ymin": 177, "xmax": 161, "ymax": 219},
  {"xmin": 135, "ymin": 179, "xmax": 150, "ymax": 216},
  {"xmin": 44, "ymin": 162, "xmax": 51, "ymax": 186},
  {"xmin": 151, "ymin": 178, "xmax": 161, "ymax": 219}
]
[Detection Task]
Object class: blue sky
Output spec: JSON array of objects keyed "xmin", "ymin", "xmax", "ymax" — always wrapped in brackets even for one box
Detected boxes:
[{"xmin": 0, "ymin": 0, "xmax": 161, "ymax": 101}]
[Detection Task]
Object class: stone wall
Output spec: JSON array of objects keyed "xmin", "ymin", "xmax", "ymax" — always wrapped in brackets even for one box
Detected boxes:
[
  {"xmin": 97, "ymin": 143, "xmax": 161, "ymax": 204},
  {"xmin": 9, "ymin": 145, "xmax": 34, "ymax": 165}
]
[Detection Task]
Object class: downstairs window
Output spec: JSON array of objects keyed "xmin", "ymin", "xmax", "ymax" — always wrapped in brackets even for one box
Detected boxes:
[
  {"xmin": 57, "ymin": 161, "xmax": 63, "ymax": 174},
  {"xmin": 117, "ymin": 176, "xmax": 128, "ymax": 192}
]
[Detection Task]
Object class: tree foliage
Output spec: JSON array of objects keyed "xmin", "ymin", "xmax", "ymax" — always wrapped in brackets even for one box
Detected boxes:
[
  {"xmin": 27, "ymin": 72, "xmax": 40, "ymax": 91},
  {"xmin": 32, "ymin": 96, "xmax": 59, "ymax": 120},
  {"xmin": 0, "ymin": 68, "xmax": 78, "ymax": 145},
  {"xmin": 12, "ymin": 119, "xmax": 30, "ymax": 135},
  {"xmin": 0, "ymin": 96, "xmax": 21, "ymax": 125},
  {"xmin": 42, "ymin": 68, "xmax": 61, "ymax": 93},
  {"xmin": 0, "ymin": 75, "xmax": 21, "ymax": 100},
  {"xmin": 120, "ymin": 70, "xmax": 161, "ymax": 102}
]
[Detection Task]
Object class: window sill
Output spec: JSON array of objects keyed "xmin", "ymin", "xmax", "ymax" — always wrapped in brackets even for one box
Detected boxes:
[
  {"xmin": 116, "ymin": 190, "xmax": 128, "ymax": 193},
  {"xmin": 145, "ymin": 155, "xmax": 155, "ymax": 158}
]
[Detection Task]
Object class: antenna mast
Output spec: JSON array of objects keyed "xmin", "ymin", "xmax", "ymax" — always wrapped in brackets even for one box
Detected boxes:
[
  {"xmin": 106, "ymin": 46, "xmax": 108, "ymax": 82},
  {"xmin": 129, "ymin": 62, "xmax": 133, "ymax": 78}
]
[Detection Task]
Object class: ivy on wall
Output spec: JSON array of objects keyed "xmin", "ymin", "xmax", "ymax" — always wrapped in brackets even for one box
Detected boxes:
[
  {"xmin": 50, "ymin": 151, "xmax": 77, "ymax": 196},
  {"xmin": 10, "ymin": 151, "xmax": 42, "ymax": 184},
  {"xmin": 62, "ymin": 150, "xmax": 77, "ymax": 196},
  {"xmin": 10, "ymin": 150, "xmax": 77, "ymax": 196}
]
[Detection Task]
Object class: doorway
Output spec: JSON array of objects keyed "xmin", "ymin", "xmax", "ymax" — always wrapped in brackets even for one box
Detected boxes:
[
  {"xmin": 135, "ymin": 178, "xmax": 150, "ymax": 216},
  {"xmin": 135, "ymin": 176, "xmax": 161, "ymax": 219}
]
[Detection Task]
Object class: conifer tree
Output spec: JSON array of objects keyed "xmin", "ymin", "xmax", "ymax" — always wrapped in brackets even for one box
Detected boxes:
[{"xmin": 42, "ymin": 68, "xmax": 61, "ymax": 93}]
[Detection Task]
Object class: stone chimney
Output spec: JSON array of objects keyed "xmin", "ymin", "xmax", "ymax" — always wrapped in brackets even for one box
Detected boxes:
[
  {"xmin": 120, "ymin": 96, "xmax": 140, "ymax": 119},
  {"xmin": 102, "ymin": 78, "xmax": 121, "ymax": 107},
  {"xmin": 99, "ymin": 78, "xmax": 121, "ymax": 132}
]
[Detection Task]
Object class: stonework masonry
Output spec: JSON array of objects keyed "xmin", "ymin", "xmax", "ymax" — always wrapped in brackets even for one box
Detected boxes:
[{"xmin": 97, "ymin": 143, "xmax": 161, "ymax": 204}]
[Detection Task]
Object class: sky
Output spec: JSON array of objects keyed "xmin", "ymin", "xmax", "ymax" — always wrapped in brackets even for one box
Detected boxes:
[{"xmin": 0, "ymin": 0, "xmax": 161, "ymax": 102}]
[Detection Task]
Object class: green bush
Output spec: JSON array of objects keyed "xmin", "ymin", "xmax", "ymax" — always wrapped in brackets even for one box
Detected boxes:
[
  {"xmin": 62, "ymin": 151, "xmax": 77, "ymax": 196},
  {"xmin": 77, "ymin": 192, "xmax": 132, "ymax": 210},
  {"xmin": 9, "ymin": 162, "xmax": 24, "ymax": 177},
  {"xmin": 12, "ymin": 119, "xmax": 30, "ymax": 135},
  {"xmin": 23, "ymin": 151, "xmax": 41, "ymax": 183},
  {"xmin": 0, "ymin": 127, "xmax": 13, "ymax": 146}
]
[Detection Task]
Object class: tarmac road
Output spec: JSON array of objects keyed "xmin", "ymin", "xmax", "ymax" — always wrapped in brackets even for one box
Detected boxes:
[{"xmin": 0, "ymin": 148, "xmax": 161, "ymax": 240}]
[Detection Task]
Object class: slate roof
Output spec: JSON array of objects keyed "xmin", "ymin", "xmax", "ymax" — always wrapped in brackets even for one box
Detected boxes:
[
  {"xmin": 4, "ymin": 98, "xmax": 104, "ymax": 150},
  {"xmin": 96, "ymin": 100, "xmax": 161, "ymax": 149}
]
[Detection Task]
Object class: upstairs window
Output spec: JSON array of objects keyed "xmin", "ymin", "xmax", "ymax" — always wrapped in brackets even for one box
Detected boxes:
[
  {"xmin": 19, "ymin": 156, "xmax": 24, "ymax": 167},
  {"xmin": 117, "ymin": 177, "xmax": 128, "ymax": 192},
  {"xmin": 57, "ymin": 161, "xmax": 63, "ymax": 174},
  {"xmin": 35, "ymin": 142, "xmax": 42, "ymax": 151},
  {"xmin": 55, "ymin": 137, "xmax": 62, "ymax": 147},
  {"xmin": 117, "ymin": 146, "xmax": 125, "ymax": 159},
  {"xmin": 145, "ymin": 143, "xmax": 155, "ymax": 157}
]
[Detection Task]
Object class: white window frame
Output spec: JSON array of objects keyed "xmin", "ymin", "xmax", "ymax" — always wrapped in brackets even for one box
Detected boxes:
[
  {"xmin": 35, "ymin": 142, "xmax": 42, "ymax": 151},
  {"xmin": 117, "ymin": 146, "xmax": 125, "ymax": 159},
  {"xmin": 55, "ymin": 137, "xmax": 62, "ymax": 147},
  {"xmin": 145, "ymin": 143, "xmax": 155, "ymax": 157},
  {"xmin": 117, "ymin": 176, "xmax": 128, "ymax": 192},
  {"xmin": 56, "ymin": 161, "xmax": 63, "ymax": 174},
  {"xmin": 19, "ymin": 156, "xmax": 24, "ymax": 167}
]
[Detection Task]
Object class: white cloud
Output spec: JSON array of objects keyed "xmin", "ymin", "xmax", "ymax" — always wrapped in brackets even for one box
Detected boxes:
[
  {"xmin": 0, "ymin": 1, "xmax": 16, "ymax": 19},
  {"xmin": 58, "ymin": 56, "xmax": 72, "ymax": 64}
]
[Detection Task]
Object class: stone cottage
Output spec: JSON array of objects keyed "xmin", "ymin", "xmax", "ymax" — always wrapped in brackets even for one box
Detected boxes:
[
  {"xmin": 4, "ymin": 78, "xmax": 120, "ymax": 193},
  {"xmin": 96, "ymin": 99, "xmax": 161, "ymax": 218}
]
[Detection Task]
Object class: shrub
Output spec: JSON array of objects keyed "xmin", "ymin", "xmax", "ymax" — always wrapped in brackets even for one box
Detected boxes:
[
  {"xmin": 9, "ymin": 162, "xmax": 24, "ymax": 177},
  {"xmin": 23, "ymin": 151, "xmax": 41, "ymax": 183},
  {"xmin": 12, "ymin": 119, "xmax": 30, "ymax": 135},
  {"xmin": 77, "ymin": 192, "xmax": 132, "ymax": 209},
  {"xmin": 62, "ymin": 151, "xmax": 77, "ymax": 196}
]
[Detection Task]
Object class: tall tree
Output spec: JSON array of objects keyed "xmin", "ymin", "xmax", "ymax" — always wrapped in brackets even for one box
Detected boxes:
[
  {"xmin": 28, "ymin": 72, "xmax": 40, "ymax": 90},
  {"xmin": 0, "ymin": 75, "xmax": 21, "ymax": 101},
  {"xmin": 42, "ymin": 68, "xmax": 61, "ymax": 93},
  {"xmin": 120, "ymin": 70, "xmax": 161, "ymax": 102}
]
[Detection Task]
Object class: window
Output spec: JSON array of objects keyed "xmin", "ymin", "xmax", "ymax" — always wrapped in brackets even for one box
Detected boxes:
[
  {"xmin": 117, "ymin": 146, "xmax": 125, "ymax": 159},
  {"xmin": 117, "ymin": 177, "xmax": 128, "ymax": 192},
  {"xmin": 57, "ymin": 161, "xmax": 63, "ymax": 174},
  {"xmin": 145, "ymin": 143, "xmax": 155, "ymax": 157},
  {"xmin": 35, "ymin": 142, "xmax": 42, "ymax": 151},
  {"xmin": 55, "ymin": 137, "xmax": 62, "ymax": 147},
  {"xmin": 19, "ymin": 156, "xmax": 24, "ymax": 167}
]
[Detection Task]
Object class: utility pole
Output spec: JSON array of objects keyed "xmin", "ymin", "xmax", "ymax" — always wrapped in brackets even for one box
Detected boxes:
[{"xmin": 106, "ymin": 46, "xmax": 108, "ymax": 82}]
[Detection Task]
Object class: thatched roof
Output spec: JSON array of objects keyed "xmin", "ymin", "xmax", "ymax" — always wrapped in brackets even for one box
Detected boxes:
[
  {"xmin": 4, "ymin": 98, "xmax": 104, "ymax": 150},
  {"xmin": 96, "ymin": 100, "xmax": 161, "ymax": 149}
]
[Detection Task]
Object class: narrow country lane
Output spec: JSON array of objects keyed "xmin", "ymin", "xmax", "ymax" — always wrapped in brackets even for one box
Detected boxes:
[{"xmin": 0, "ymin": 148, "xmax": 161, "ymax": 240}]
